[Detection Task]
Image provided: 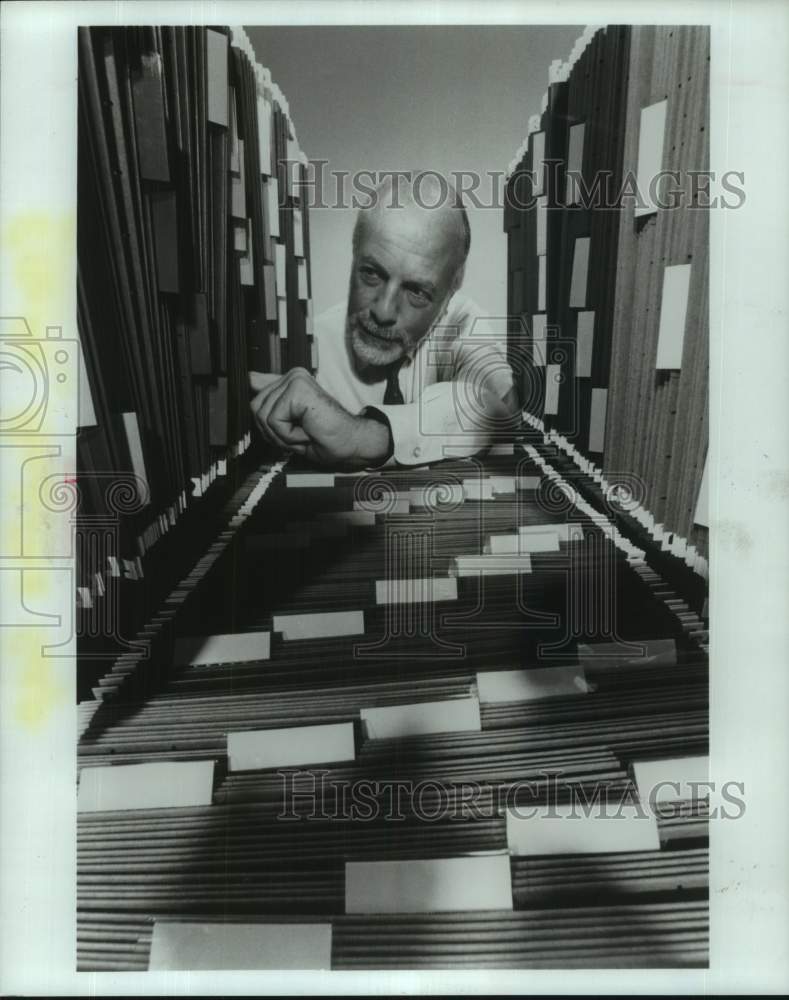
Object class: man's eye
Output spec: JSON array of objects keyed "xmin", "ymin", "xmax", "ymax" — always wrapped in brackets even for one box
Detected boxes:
[
  {"xmin": 407, "ymin": 288, "xmax": 431, "ymax": 306},
  {"xmin": 359, "ymin": 266, "xmax": 380, "ymax": 283}
]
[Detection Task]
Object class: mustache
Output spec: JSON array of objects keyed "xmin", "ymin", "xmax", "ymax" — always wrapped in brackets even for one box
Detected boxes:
[{"xmin": 351, "ymin": 312, "xmax": 402, "ymax": 344}]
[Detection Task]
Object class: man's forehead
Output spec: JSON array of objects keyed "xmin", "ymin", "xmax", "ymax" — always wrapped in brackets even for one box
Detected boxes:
[{"xmin": 357, "ymin": 203, "xmax": 458, "ymax": 263}]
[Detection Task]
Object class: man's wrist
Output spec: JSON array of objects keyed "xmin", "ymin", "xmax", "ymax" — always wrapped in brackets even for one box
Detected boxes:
[{"xmin": 354, "ymin": 408, "xmax": 394, "ymax": 468}]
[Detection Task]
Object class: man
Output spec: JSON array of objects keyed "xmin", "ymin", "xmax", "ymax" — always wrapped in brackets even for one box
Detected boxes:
[{"xmin": 250, "ymin": 173, "xmax": 518, "ymax": 469}]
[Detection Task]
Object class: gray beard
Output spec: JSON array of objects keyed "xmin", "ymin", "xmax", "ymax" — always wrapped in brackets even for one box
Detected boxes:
[
  {"xmin": 345, "ymin": 316, "xmax": 404, "ymax": 382},
  {"xmin": 344, "ymin": 298, "xmax": 453, "ymax": 382}
]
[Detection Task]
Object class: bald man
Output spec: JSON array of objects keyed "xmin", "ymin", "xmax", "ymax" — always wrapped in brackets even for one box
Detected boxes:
[{"xmin": 250, "ymin": 174, "xmax": 518, "ymax": 469}]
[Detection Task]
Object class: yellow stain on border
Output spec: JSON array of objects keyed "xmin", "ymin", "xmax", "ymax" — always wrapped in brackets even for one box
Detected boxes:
[
  {"xmin": 3, "ymin": 212, "xmax": 76, "ymax": 730},
  {"xmin": 11, "ymin": 634, "xmax": 69, "ymax": 732},
  {"xmin": 4, "ymin": 213, "xmax": 73, "ymax": 335}
]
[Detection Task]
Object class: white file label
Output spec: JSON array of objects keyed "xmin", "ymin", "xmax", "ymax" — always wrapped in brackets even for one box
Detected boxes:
[
  {"xmin": 149, "ymin": 921, "xmax": 332, "ymax": 970},
  {"xmin": 375, "ymin": 577, "xmax": 457, "ymax": 605},
  {"xmin": 273, "ymin": 610, "xmax": 365, "ymax": 640},
  {"xmin": 361, "ymin": 697, "xmax": 481, "ymax": 739},
  {"xmin": 477, "ymin": 666, "xmax": 589, "ymax": 703},
  {"xmin": 453, "ymin": 554, "xmax": 533, "ymax": 577},
  {"xmin": 346, "ymin": 855, "xmax": 512, "ymax": 912},
  {"xmin": 174, "ymin": 631, "xmax": 270, "ymax": 665},
  {"xmin": 78, "ymin": 760, "xmax": 215, "ymax": 812},
  {"xmin": 228, "ymin": 722, "xmax": 355, "ymax": 771},
  {"xmin": 506, "ymin": 804, "xmax": 661, "ymax": 855},
  {"xmin": 632, "ymin": 756, "xmax": 710, "ymax": 804}
]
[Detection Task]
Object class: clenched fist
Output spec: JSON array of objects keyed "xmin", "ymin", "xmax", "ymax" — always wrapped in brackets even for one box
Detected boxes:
[{"xmin": 249, "ymin": 369, "xmax": 391, "ymax": 469}]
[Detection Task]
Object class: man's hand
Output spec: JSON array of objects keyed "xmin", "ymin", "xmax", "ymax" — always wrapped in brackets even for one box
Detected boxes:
[{"xmin": 249, "ymin": 369, "xmax": 391, "ymax": 469}]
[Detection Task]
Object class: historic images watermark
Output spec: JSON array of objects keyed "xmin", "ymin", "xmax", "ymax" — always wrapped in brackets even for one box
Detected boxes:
[
  {"xmin": 275, "ymin": 769, "xmax": 745, "ymax": 823},
  {"xmin": 0, "ymin": 315, "xmax": 150, "ymax": 657},
  {"xmin": 287, "ymin": 163, "xmax": 746, "ymax": 212}
]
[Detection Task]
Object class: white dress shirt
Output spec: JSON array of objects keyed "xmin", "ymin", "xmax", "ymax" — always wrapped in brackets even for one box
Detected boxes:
[{"xmin": 314, "ymin": 294, "xmax": 515, "ymax": 466}]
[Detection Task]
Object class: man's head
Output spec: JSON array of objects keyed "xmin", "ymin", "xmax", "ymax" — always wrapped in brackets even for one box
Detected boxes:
[{"xmin": 346, "ymin": 173, "xmax": 470, "ymax": 371}]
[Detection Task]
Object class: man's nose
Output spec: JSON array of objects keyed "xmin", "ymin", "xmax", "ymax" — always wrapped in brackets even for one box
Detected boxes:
[{"xmin": 369, "ymin": 283, "xmax": 398, "ymax": 326}]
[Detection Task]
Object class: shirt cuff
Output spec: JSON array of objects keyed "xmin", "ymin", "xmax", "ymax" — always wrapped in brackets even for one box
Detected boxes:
[{"xmin": 371, "ymin": 400, "xmax": 492, "ymax": 466}]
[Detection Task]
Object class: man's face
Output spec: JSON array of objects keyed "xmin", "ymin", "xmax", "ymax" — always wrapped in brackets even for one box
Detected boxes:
[{"xmin": 347, "ymin": 206, "xmax": 460, "ymax": 370}]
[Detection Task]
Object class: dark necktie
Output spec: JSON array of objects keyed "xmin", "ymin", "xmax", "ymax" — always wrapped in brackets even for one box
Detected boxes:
[{"xmin": 383, "ymin": 362, "xmax": 405, "ymax": 405}]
